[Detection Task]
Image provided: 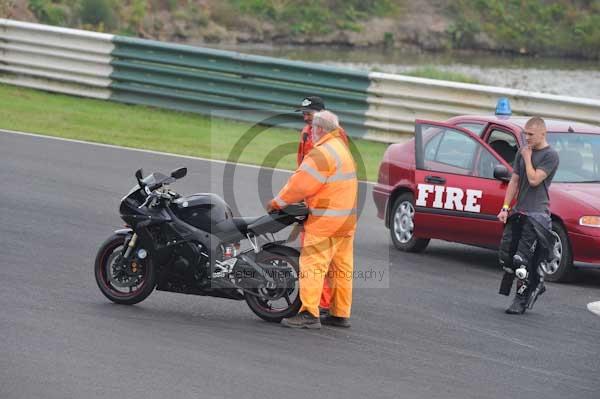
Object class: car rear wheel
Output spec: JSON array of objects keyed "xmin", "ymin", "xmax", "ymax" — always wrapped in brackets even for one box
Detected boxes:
[
  {"xmin": 390, "ymin": 193, "xmax": 430, "ymax": 253},
  {"xmin": 543, "ymin": 221, "xmax": 574, "ymax": 283}
]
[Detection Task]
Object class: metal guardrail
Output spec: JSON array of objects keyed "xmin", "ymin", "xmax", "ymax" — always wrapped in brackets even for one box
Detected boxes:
[
  {"xmin": 109, "ymin": 36, "xmax": 370, "ymax": 136},
  {"xmin": 365, "ymin": 72, "xmax": 600, "ymax": 142},
  {"xmin": 0, "ymin": 19, "xmax": 114, "ymax": 99},
  {"xmin": 2, "ymin": 19, "xmax": 600, "ymax": 143}
]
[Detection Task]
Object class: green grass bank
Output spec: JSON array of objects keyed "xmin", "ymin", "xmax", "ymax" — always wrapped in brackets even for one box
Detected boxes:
[
  {"xmin": 5, "ymin": 0, "xmax": 600, "ymax": 59},
  {"xmin": 0, "ymin": 84, "xmax": 388, "ymax": 181}
]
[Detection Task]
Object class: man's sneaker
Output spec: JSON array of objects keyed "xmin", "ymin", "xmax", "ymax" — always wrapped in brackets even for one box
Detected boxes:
[
  {"xmin": 321, "ymin": 315, "xmax": 351, "ymax": 328},
  {"xmin": 506, "ymin": 294, "xmax": 528, "ymax": 314},
  {"xmin": 281, "ymin": 311, "xmax": 321, "ymax": 329},
  {"xmin": 319, "ymin": 307, "xmax": 330, "ymax": 317}
]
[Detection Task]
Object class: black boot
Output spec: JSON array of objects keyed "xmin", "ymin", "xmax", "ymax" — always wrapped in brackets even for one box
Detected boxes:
[
  {"xmin": 526, "ymin": 280, "xmax": 546, "ymax": 310},
  {"xmin": 281, "ymin": 311, "xmax": 321, "ymax": 329},
  {"xmin": 321, "ymin": 315, "xmax": 351, "ymax": 328},
  {"xmin": 506, "ymin": 293, "xmax": 528, "ymax": 314}
]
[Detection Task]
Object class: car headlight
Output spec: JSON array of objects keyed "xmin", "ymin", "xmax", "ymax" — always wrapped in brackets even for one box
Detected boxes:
[{"xmin": 579, "ymin": 216, "xmax": 600, "ymax": 228}]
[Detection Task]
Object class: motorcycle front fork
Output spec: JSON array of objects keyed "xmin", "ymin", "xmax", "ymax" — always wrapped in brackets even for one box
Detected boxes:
[{"xmin": 122, "ymin": 233, "xmax": 138, "ymax": 260}]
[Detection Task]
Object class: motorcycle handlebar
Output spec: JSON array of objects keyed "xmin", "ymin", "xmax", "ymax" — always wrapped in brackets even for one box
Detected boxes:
[{"xmin": 138, "ymin": 188, "xmax": 177, "ymax": 209}]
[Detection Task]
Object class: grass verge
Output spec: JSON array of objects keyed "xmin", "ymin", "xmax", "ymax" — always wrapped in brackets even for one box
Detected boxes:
[
  {"xmin": 406, "ymin": 65, "xmax": 479, "ymax": 84},
  {"xmin": 0, "ymin": 84, "xmax": 388, "ymax": 181}
]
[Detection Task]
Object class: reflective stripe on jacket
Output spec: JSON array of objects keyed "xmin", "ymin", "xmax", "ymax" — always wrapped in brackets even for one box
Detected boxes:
[
  {"xmin": 297, "ymin": 125, "xmax": 349, "ymax": 167},
  {"xmin": 273, "ymin": 128, "xmax": 357, "ymax": 236}
]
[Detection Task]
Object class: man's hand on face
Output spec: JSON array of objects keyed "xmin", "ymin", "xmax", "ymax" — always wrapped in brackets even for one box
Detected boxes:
[{"xmin": 521, "ymin": 145, "xmax": 532, "ymax": 163}]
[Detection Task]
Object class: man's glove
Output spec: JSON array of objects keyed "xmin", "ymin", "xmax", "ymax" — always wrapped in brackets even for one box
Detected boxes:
[{"xmin": 265, "ymin": 200, "xmax": 277, "ymax": 213}]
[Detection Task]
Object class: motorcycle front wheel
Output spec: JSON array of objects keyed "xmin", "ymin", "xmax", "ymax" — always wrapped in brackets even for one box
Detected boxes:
[
  {"xmin": 244, "ymin": 245, "xmax": 302, "ymax": 323},
  {"xmin": 94, "ymin": 233, "xmax": 156, "ymax": 305}
]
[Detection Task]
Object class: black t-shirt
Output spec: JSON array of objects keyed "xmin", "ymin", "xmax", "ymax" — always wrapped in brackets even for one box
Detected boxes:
[{"xmin": 512, "ymin": 146, "xmax": 560, "ymax": 215}]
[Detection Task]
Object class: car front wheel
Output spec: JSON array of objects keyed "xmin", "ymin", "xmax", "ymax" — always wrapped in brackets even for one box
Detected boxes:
[
  {"xmin": 542, "ymin": 221, "xmax": 574, "ymax": 283},
  {"xmin": 390, "ymin": 193, "xmax": 430, "ymax": 253}
]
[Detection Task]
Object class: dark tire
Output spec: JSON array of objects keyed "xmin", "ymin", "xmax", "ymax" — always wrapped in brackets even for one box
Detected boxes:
[
  {"xmin": 543, "ymin": 221, "xmax": 574, "ymax": 283},
  {"xmin": 94, "ymin": 234, "xmax": 156, "ymax": 305},
  {"xmin": 244, "ymin": 245, "xmax": 302, "ymax": 323},
  {"xmin": 390, "ymin": 193, "xmax": 430, "ymax": 253}
]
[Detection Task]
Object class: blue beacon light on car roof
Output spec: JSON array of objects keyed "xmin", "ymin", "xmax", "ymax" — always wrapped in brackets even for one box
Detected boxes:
[{"xmin": 495, "ymin": 97, "xmax": 512, "ymax": 117}]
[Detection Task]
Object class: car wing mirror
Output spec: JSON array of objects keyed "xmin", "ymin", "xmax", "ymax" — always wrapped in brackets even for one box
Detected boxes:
[
  {"xmin": 170, "ymin": 167, "xmax": 187, "ymax": 179},
  {"xmin": 493, "ymin": 164, "xmax": 511, "ymax": 182}
]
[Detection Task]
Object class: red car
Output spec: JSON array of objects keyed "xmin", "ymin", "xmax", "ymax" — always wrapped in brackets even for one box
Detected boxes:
[{"xmin": 373, "ymin": 109, "xmax": 600, "ymax": 282}]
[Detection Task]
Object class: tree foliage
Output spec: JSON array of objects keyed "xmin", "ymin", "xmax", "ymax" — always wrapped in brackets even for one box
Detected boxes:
[
  {"xmin": 449, "ymin": 0, "xmax": 600, "ymax": 58},
  {"xmin": 229, "ymin": 0, "xmax": 396, "ymax": 34},
  {"xmin": 19, "ymin": 0, "xmax": 600, "ymax": 59}
]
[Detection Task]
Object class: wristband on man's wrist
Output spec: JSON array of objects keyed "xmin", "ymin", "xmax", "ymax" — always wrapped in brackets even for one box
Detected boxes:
[{"xmin": 501, "ymin": 204, "xmax": 510, "ymax": 212}]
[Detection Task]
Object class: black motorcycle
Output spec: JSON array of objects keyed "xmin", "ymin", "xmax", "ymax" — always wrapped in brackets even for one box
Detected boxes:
[{"xmin": 94, "ymin": 167, "xmax": 307, "ymax": 322}]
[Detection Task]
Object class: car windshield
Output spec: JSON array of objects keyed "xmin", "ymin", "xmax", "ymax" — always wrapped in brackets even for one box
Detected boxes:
[{"xmin": 547, "ymin": 132, "xmax": 600, "ymax": 183}]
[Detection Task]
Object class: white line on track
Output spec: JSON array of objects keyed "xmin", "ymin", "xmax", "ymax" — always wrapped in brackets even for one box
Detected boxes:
[
  {"xmin": 587, "ymin": 301, "xmax": 600, "ymax": 317},
  {"xmin": 0, "ymin": 128, "xmax": 291, "ymax": 171},
  {"xmin": 0, "ymin": 128, "xmax": 375, "ymax": 185}
]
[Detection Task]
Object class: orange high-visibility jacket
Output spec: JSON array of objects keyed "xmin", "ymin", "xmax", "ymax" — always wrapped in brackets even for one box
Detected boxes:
[
  {"xmin": 272, "ymin": 129, "xmax": 358, "ymax": 237},
  {"xmin": 297, "ymin": 125, "xmax": 349, "ymax": 167}
]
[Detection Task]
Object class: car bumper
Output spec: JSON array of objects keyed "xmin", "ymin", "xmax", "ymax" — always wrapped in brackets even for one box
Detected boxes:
[
  {"xmin": 372, "ymin": 184, "xmax": 391, "ymax": 222},
  {"xmin": 571, "ymin": 231, "xmax": 600, "ymax": 266}
]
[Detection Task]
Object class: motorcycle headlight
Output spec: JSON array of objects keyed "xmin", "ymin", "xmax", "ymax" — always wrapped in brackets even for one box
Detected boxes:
[{"xmin": 579, "ymin": 216, "xmax": 600, "ymax": 228}]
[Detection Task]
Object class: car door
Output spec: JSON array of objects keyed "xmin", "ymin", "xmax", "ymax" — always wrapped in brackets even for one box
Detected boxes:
[
  {"xmin": 413, "ymin": 120, "xmax": 510, "ymax": 247},
  {"xmin": 483, "ymin": 125, "xmax": 520, "ymax": 166}
]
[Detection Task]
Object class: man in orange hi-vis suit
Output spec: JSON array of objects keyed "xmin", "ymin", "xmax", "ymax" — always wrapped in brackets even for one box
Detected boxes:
[
  {"xmin": 294, "ymin": 96, "xmax": 350, "ymax": 316},
  {"xmin": 267, "ymin": 110, "xmax": 357, "ymax": 329}
]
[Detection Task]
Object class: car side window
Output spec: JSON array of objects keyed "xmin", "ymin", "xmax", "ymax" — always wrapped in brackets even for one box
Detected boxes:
[
  {"xmin": 456, "ymin": 122, "xmax": 486, "ymax": 136},
  {"xmin": 473, "ymin": 146, "xmax": 503, "ymax": 179},
  {"xmin": 422, "ymin": 127, "xmax": 502, "ymax": 178},
  {"xmin": 424, "ymin": 128, "xmax": 477, "ymax": 173},
  {"xmin": 424, "ymin": 130, "xmax": 443, "ymax": 161},
  {"xmin": 487, "ymin": 129, "xmax": 518, "ymax": 165}
]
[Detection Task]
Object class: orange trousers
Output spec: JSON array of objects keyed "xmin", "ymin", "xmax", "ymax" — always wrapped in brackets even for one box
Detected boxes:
[
  {"xmin": 299, "ymin": 231, "xmax": 331, "ymax": 309},
  {"xmin": 320, "ymin": 277, "xmax": 332, "ymax": 309},
  {"xmin": 299, "ymin": 233, "xmax": 354, "ymax": 318}
]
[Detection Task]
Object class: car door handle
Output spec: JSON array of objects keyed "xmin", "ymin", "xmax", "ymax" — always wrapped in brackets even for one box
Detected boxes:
[{"xmin": 425, "ymin": 175, "xmax": 446, "ymax": 184}]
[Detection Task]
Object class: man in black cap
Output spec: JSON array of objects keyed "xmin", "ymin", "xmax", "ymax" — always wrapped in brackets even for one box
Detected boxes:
[
  {"xmin": 295, "ymin": 96, "xmax": 327, "ymax": 166},
  {"xmin": 294, "ymin": 96, "xmax": 349, "ymax": 316}
]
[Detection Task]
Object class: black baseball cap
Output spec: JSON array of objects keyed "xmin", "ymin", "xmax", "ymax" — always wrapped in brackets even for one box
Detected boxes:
[{"xmin": 295, "ymin": 96, "xmax": 325, "ymax": 112}]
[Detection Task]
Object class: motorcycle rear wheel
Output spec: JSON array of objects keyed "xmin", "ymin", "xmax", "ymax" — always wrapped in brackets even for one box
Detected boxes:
[
  {"xmin": 94, "ymin": 233, "xmax": 156, "ymax": 305},
  {"xmin": 244, "ymin": 246, "xmax": 302, "ymax": 323}
]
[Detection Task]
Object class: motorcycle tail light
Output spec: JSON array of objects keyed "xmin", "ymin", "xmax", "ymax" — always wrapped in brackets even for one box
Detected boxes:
[{"xmin": 580, "ymin": 216, "xmax": 600, "ymax": 227}]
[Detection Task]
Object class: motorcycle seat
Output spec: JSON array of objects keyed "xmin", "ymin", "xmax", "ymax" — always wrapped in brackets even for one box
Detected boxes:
[
  {"xmin": 215, "ymin": 205, "xmax": 308, "ymax": 242},
  {"xmin": 231, "ymin": 216, "xmax": 263, "ymax": 235},
  {"xmin": 247, "ymin": 213, "xmax": 298, "ymax": 236}
]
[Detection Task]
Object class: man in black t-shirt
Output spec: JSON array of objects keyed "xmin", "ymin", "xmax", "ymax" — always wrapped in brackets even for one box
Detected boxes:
[{"xmin": 497, "ymin": 117, "xmax": 560, "ymax": 314}]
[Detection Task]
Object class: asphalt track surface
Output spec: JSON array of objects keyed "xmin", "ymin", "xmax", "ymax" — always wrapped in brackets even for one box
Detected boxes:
[{"xmin": 1, "ymin": 130, "xmax": 599, "ymax": 399}]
